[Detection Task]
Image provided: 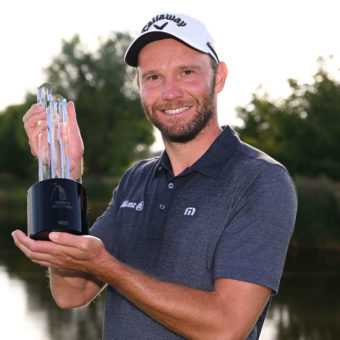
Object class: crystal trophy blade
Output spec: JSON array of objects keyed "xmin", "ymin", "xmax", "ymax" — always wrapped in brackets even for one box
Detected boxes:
[{"xmin": 27, "ymin": 83, "xmax": 88, "ymax": 240}]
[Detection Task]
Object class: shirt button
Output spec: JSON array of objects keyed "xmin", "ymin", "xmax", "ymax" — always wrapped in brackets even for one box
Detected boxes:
[
  {"xmin": 160, "ymin": 204, "xmax": 166, "ymax": 210},
  {"xmin": 168, "ymin": 182, "xmax": 174, "ymax": 189}
]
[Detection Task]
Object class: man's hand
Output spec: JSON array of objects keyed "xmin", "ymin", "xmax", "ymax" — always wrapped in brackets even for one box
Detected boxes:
[
  {"xmin": 22, "ymin": 101, "xmax": 84, "ymax": 179},
  {"xmin": 11, "ymin": 230, "xmax": 105, "ymax": 273},
  {"xmin": 12, "ymin": 229, "xmax": 107, "ymax": 308}
]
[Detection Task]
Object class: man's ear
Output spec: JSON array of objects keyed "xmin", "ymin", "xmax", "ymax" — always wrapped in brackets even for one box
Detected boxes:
[{"xmin": 214, "ymin": 62, "xmax": 228, "ymax": 94}]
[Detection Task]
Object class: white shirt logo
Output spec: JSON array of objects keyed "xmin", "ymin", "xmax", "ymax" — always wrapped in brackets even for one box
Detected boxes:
[
  {"xmin": 136, "ymin": 201, "xmax": 144, "ymax": 211},
  {"xmin": 120, "ymin": 200, "xmax": 144, "ymax": 211},
  {"xmin": 184, "ymin": 207, "xmax": 196, "ymax": 216}
]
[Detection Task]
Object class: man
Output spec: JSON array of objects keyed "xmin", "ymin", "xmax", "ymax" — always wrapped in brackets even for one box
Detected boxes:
[{"xmin": 12, "ymin": 13, "xmax": 297, "ymax": 339}]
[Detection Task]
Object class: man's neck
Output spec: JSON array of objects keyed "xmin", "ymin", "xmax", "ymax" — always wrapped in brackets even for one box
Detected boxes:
[{"xmin": 162, "ymin": 121, "xmax": 222, "ymax": 177}]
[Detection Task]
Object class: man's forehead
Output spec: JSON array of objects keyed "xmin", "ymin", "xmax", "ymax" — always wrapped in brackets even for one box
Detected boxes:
[{"xmin": 138, "ymin": 38, "xmax": 211, "ymax": 65}]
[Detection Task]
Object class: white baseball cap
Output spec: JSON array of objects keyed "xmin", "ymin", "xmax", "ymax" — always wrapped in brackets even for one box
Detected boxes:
[{"xmin": 124, "ymin": 13, "xmax": 219, "ymax": 67}]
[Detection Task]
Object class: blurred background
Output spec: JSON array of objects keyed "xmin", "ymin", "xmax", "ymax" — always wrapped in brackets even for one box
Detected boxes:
[{"xmin": 1, "ymin": 0, "xmax": 340, "ymax": 339}]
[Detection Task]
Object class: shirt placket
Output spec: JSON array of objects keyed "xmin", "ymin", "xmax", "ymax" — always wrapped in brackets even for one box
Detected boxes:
[{"xmin": 147, "ymin": 172, "xmax": 177, "ymax": 239}]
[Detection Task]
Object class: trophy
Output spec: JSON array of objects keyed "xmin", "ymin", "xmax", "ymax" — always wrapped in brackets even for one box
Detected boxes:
[{"xmin": 27, "ymin": 83, "xmax": 88, "ymax": 240}]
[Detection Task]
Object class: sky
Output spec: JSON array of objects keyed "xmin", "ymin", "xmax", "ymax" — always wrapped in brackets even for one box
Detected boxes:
[{"xmin": 1, "ymin": 0, "xmax": 340, "ymax": 148}]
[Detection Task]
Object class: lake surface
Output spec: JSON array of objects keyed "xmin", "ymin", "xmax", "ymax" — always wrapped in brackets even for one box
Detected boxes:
[{"xmin": 1, "ymin": 215, "xmax": 339, "ymax": 339}]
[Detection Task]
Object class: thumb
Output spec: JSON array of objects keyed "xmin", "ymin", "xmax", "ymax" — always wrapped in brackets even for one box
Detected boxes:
[
  {"xmin": 49, "ymin": 231, "xmax": 80, "ymax": 246},
  {"xmin": 67, "ymin": 101, "xmax": 78, "ymax": 127},
  {"xmin": 67, "ymin": 101, "xmax": 83, "ymax": 142}
]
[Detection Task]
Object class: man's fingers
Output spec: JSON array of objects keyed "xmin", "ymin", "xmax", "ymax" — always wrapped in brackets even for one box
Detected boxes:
[
  {"xmin": 12, "ymin": 230, "xmax": 51, "ymax": 253},
  {"xmin": 11, "ymin": 230, "xmax": 59, "ymax": 265},
  {"xmin": 27, "ymin": 122, "xmax": 48, "ymax": 155},
  {"xmin": 22, "ymin": 104, "xmax": 48, "ymax": 157},
  {"xmin": 23, "ymin": 111, "xmax": 47, "ymax": 131},
  {"xmin": 23, "ymin": 104, "xmax": 46, "ymax": 131},
  {"xmin": 23, "ymin": 104, "xmax": 43, "ymax": 123},
  {"xmin": 12, "ymin": 230, "xmax": 77, "ymax": 268}
]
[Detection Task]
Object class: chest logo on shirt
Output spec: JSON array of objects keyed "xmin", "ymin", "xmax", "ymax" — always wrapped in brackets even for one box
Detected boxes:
[
  {"xmin": 120, "ymin": 200, "xmax": 144, "ymax": 211},
  {"xmin": 184, "ymin": 207, "xmax": 196, "ymax": 216}
]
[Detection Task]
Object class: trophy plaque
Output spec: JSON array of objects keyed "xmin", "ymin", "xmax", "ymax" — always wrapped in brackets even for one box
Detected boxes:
[{"xmin": 27, "ymin": 83, "xmax": 88, "ymax": 240}]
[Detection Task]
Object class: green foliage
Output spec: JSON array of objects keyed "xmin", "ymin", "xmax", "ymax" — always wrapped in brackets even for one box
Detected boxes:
[
  {"xmin": 292, "ymin": 176, "xmax": 340, "ymax": 250},
  {"xmin": 0, "ymin": 33, "xmax": 154, "ymax": 179},
  {"xmin": 236, "ymin": 57, "xmax": 340, "ymax": 180},
  {"xmin": 0, "ymin": 97, "xmax": 37, "ymax": 179},
  {"xmin": 44, "ymin": 33, "xmax": 154, "ymax": 176}
]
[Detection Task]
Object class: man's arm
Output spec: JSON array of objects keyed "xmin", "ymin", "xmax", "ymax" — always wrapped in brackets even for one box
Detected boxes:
[
  {"xmin": 12, "ymin": 230, "xmax": 270, "ymax": 340},
  {"xmin": 96, "ymin": 255, "xmax": 271, "ymax": 340},
  {"xmin": 48, "ymin": 267, "xmax": 105, "ymax": 308},
  {"xmin": 11, "ymin": 230, "xmax": 105, "ymax": 308}
]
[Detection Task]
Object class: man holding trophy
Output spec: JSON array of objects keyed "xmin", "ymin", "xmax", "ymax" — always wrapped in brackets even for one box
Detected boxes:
[{"xmin": 12, "ymin": 12, "xmax": 297, "ymax": 340}]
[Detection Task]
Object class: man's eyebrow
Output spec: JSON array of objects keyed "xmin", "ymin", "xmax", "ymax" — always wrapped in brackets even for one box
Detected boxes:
[
  {"xmin": 178, "ymin": 65, "xmax": 203, "ymax": 71},
  {"xmin": 141, "ymin": 70, "xmax": 159, "ymax": 79},
  {"xmin": 151, "ymin": 65, "xmax": 202, "ymax": 72},
  {"xmin": 140, "ymin": 64, "xmax": 203, "ymax": 80}
]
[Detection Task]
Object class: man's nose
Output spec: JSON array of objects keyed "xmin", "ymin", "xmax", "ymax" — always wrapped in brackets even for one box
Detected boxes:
[{"xmin": 162, "ymin": 79, "xmax": 183, "ymax": 100}]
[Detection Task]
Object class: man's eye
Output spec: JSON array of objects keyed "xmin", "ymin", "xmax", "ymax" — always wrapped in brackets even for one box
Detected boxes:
[
  {"xmin": 183, "ymin": 70, "xmax": 194, "ymax": 75},
  {"xmin": 148, "ymin": 75, "xmax": 159, "ymax": 80}
]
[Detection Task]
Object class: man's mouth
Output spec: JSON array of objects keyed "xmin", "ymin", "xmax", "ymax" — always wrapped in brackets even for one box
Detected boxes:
[{"xmin": 162, "ymin": 106, "xmax": 191, "ymax": 115}]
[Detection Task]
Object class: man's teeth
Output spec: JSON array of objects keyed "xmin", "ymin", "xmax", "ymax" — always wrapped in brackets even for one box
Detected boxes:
[{"xmin": 163, "ymin": 107, "xmax": 190, "ymax": 115}]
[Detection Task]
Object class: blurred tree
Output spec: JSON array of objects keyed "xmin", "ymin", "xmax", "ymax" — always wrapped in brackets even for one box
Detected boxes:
[
  {"xmin": 0, "ymin": 95, "xmax": 36, "ymax": 178},
  {"xmin": 236, "ymin": 57, "xmax": 340, "ymax": 180},
  {"xmin": 44, "ymin": 33, "xmax": 154, "ymax": 176}
]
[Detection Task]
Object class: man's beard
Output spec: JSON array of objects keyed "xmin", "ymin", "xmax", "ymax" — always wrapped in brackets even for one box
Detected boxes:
[{"xmin": 142, "ymin": 78, "xmax": 216, "ymax": 143}]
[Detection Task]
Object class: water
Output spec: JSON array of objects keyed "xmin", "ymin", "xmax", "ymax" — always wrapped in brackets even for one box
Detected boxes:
[{"xmin": 2, "ymin": 219, "xmax": 339, "ymax": 339}]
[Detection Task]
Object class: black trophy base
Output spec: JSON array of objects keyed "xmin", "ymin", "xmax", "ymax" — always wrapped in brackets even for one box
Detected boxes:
[{"xmin": 27, "ymin": 178, "xmax": 88, "ymax": 240}]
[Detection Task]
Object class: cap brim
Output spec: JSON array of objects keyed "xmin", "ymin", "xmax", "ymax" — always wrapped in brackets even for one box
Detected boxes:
[
  {"xmin": 125, "ymin": 32, "xmax": 183, "ymax": 67},
  {"xmin": 125, "ymin": 32, "xmax": 194, "ymax": 67}
]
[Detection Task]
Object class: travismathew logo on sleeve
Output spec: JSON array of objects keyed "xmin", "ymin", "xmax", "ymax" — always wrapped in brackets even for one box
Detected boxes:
[
  {"xmin": 142, "ymin": 14, "xmax": 187, "ymax": 33},
  {"xmin": 120, "ymin": 200, "xmax": 144, "ymax": 211}
]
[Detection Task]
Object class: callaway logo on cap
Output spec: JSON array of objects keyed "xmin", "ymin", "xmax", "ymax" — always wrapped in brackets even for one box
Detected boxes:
[{"xmin": 124, "ymin": 13, "xmax": 219, "ymax": 67}]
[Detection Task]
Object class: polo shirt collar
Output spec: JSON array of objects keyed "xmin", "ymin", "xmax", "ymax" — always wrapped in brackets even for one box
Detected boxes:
[
  {"xmin": 153, "ymin": 126, "xmax": 240, "ymax": 179},
  {"xmin": 153, "ymin": 151, "xmax": 172, "ymax": 177},
  {"xmin": 191, "ymin": 125, "xmax": 240, "ymax": 178}
]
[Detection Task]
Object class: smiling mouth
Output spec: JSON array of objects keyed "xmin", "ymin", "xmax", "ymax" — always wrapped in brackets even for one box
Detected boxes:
[{"xmin": 162, "ymin": 106, "xmax": 191, "ymax": 115}]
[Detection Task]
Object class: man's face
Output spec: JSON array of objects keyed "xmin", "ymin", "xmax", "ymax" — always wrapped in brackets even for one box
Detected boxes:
[{"xmin": 137, "ymin": 39, "xmax": 218, "ymax": 143}]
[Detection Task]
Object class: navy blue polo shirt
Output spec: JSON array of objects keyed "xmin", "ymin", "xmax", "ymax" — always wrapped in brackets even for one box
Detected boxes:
[{"xmin": 90, "ymin": 126, "xmax": 297, "ymax": 340}]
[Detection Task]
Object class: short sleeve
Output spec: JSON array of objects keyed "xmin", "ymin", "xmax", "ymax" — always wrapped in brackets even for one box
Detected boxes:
[{"xmin": 213, "ymin": 165, "xmax": 297, "ymax": 294}]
